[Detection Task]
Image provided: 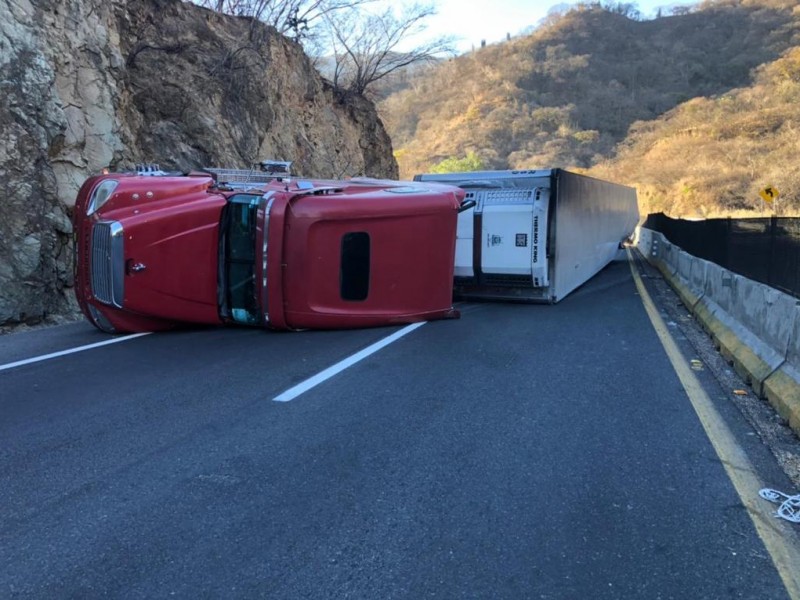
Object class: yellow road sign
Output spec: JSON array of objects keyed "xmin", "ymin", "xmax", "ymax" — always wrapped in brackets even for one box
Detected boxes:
[{"xmin": 759, "ymin": 186, "xmax": 780, "ymax": 204}]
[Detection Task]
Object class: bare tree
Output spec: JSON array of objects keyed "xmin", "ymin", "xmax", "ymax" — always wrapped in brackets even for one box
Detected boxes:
[
  {"xmin": 191, "ymin": 0, "xmax": 452, "ymax": 96},
  {"xmin": 599, "ymin": 1, "xmax": 642, "ymax": 20},
  {"xmin": 324, "ymin": 2, "xmax": 455, "ymax": 97},
  {"xmin": 193, "ymin": 0, "xmax": 377, "ymax": 40}
]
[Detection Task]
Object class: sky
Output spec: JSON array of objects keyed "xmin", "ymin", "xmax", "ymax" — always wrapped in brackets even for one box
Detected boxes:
[{"xmin": 395, "ymin": 0, "xmax": 699, "ymax": 53}]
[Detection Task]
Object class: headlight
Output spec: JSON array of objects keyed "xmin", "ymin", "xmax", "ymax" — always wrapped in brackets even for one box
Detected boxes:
[{"xmin": 87, "ymin": 179, "xmax": 119, "ymax": 215}]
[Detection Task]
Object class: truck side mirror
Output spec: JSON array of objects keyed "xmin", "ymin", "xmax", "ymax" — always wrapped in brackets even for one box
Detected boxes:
[{"xmin": 458, "ymin": 200, "xmax": 477, "ymax": 213}]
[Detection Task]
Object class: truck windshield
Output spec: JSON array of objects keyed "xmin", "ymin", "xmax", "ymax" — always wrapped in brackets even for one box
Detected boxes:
[{"xmin": 220, "ymin": 195, "xmax": 261, "ymax": 325}]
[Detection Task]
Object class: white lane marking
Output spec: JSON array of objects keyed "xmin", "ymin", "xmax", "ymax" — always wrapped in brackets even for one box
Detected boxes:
[
  {"xmin": 0, "ymin": 333, "xmax": 152, "ymax": 372},
  {"xmin": 273, "ymin": 322, "xmax": 426, "ymax": 402}
]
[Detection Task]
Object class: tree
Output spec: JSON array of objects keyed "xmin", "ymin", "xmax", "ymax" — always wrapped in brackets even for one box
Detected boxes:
[
  {"xmin": 600, "ymin": 2, "xmax": 641, "ymax": 20},
  {"xmin": 192, "ymin": 0, "xmax": 453, "ymax": 97},
  {"xmin": 192, "ymin": 0, "xmax": 375, "ymax": 41},
  {"xmin": 429, "ymin": 152, "xmax": 485, "ymax": 174},
  {"xmin": 323, "ymin": 3, "xmax": 455, "ymax": 97}
]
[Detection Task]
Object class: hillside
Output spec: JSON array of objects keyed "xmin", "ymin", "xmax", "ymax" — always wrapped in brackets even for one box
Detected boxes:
[
  {"xmin": 379, "ymin": 0, "xmax": 800, "ymax": 215},
  {"xmin": 590, "ymin": 45, "xmax": 800, "ymax": 216}
]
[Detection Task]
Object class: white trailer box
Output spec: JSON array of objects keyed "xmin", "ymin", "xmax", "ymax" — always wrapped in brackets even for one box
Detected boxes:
[{"xmin": 413, "ymin": 169, "xmax": 639, "ymax": 303}]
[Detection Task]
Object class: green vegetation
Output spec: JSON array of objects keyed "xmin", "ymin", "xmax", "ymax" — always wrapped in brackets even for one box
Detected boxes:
[
  {"xmin": 379, "ymin": 0, "xmax": 800, "ymax": 215},
  {"xmin": 429, "ymin": 151, "xmax": 486, "ymax": 173}
]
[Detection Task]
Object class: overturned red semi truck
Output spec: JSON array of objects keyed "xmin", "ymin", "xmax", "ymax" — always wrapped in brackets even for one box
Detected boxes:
[{"xmin": 73, "ymin": 163, "xmax": 467, "ymax": 333}]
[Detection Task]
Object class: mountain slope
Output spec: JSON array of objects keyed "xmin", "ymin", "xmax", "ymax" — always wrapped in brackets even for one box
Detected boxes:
[
  {"xmin": 380, "ymin": 0, "xmax": 800, "ymax": 214},
  {"xmin": 590, "ymin": 45, "xmax": 800, "ymax": 215}
]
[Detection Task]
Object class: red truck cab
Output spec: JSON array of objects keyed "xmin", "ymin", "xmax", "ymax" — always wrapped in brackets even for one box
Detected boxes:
[{"xmin": 73, "ymin": 164, "xmax": 466, "ymax": 333}]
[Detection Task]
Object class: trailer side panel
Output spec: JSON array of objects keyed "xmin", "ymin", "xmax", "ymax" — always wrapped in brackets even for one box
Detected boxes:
[{"xmin": 551, "ymin": 170, "xmax": 639, "ymax": 301}]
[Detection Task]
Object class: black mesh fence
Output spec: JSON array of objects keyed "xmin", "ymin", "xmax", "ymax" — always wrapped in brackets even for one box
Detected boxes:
[{"xmin": 643, "ymin": 213, "xmax": 800, "ymax": 299}]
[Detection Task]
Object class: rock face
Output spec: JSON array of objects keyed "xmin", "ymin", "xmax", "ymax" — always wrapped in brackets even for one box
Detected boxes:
[{"xmin": 0, "ymin": 0, "xmax": 397, "ymax": 326}]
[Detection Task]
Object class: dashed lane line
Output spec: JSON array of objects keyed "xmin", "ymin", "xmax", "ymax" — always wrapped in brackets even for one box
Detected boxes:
[
  {"xmin": 273, "ymin": 322, "xmax": 426, "ymax": 402},
  {"xmin": 0, "ymin": 333, "xmax": 152, "ymax": 373}
]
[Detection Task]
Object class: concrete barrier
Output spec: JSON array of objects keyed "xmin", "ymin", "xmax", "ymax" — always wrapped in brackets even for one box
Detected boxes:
[
  {"xmin": 676, "ymin": 250, "xmax": 693, "ymax": 285},
  {"xmin": 764, "ymin": 304, "xmax": 800, "ymax": 433},
  {"xmin": 692, "ymin": 261, "xmax": 735, "ymax": 350},
  {"xmin": 661, "ymin": 237, "xmax": 679, "ymax": 276},
  {"xmin": 636, "ymin": 226, "xmax": 800, "ymax": 437},
  {"xmin": 703, "ymin": 261, "xmax": 736, "ymax": 315},
  {"xmin": 636, "ymin": 227, "xmax": 652, "ymax": 258},
  {"xmin": 697, "ymin": 274, "xmax": 787, "ymax": 397},
  {"xmin": 733, "ymin": 276, "xmax": 795, "ymax": 359},
  {"xmin": 643, "ymin": 229, "xmax": 673, "ymax": 272},
  {"xmin": 674, "ymin": 250, "xmax": 704, "ymax": 309},
  {"xmin": 689, "ymin": 258, "xmax": 707, "ymax": 302}
]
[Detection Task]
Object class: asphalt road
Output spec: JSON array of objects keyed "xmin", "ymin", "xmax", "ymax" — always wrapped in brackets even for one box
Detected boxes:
[{"xmin": 1, "ymin": 254, "xmax": 798, "ymax": 599}]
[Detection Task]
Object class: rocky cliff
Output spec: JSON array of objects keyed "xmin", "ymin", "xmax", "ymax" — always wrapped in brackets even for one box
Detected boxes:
[{"xmin": 0, "ymin": 0, "xmax": 398, "ymax": 327}]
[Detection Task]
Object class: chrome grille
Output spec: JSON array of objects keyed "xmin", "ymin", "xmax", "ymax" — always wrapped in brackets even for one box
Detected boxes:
[{"xmin": 90, "ymin": 221, "xmax": 124, "ymax": 307}]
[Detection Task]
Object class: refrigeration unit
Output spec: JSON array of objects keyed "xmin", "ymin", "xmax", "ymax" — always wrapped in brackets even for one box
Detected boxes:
[{"xmin": 413, "ymin": 168, "xmax": 639, "ymax": 303}]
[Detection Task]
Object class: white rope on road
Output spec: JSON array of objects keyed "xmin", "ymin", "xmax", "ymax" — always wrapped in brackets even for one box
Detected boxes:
[{"xmin": 760, "ymin": 488, "xmax": 800, "ymax": 524}]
